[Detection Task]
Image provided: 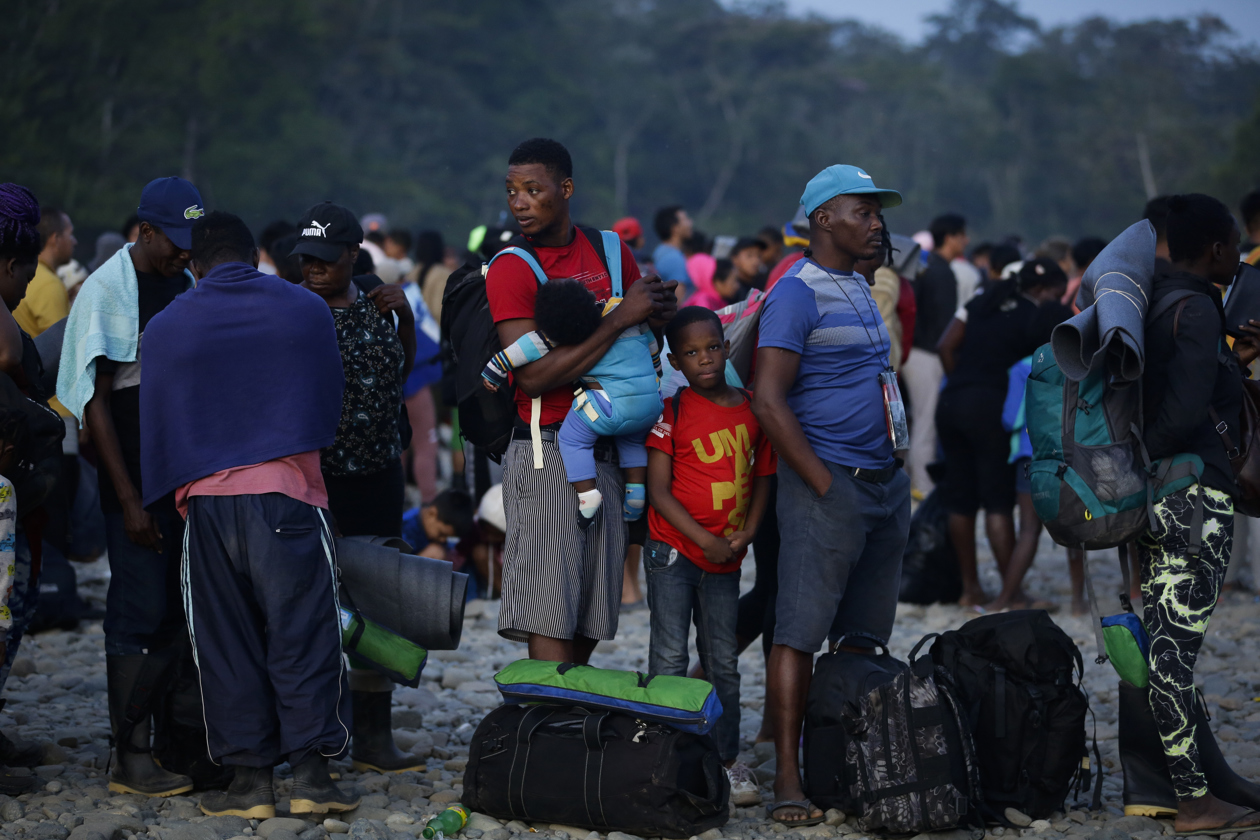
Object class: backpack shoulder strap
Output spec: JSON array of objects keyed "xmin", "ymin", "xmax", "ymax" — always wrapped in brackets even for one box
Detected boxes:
[
  {"xmin": 576, "ymin": 226, "xmax": 623, "ymax": 298},
  {"xmin": 488, "ymin": 246, "xmax": 548, "ymax": 286},
  {"xmin": 669, "ymin": 385, "xmax": 689, "ymax": 455},
  {"xmin": 1147, "ymin": 289, "xmax": 1206, "ymax": 325},
  {"xmin": 352, "ymin": 273, "xmax": 385, "ymax": 293}
]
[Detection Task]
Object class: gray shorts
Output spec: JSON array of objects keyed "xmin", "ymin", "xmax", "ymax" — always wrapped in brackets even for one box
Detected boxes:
[
  {"xmin": 773, "ymin": 460, "xmax": 911, "ymax": 653},
  {"xmin": 497, "ymin": 437, "xmax": 627, "ymax": 643}
]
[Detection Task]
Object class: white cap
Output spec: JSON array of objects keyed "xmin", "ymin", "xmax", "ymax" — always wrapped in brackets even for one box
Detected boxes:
[{"xmin": 477, "ymin": 484, "xmax": 506, "ymax": 533}]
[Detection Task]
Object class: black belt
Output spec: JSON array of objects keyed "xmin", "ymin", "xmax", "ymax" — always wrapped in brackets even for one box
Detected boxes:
[
  {"xmin": 511, "ymin": 426, "xmax": 617, "ymax": 462},
  {"xmin": 844, "ymin": 459, "xmax": 903, "ymax": 485}
]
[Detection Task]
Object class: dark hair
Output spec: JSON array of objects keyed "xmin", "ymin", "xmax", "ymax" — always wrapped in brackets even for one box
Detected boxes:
[
  {"xmin": 535, "ymin": 279, "xmax": 602, "ymax": 346},
  {"xmin": 1240, "ymin": 189, "xmax": 1260, "ymax": 232},
  {"xmin": 430, "ymin": 489, "xmax": 476, "ymax": 540},
  {"xmin": 929, "ymin": 213, "xmax": 966, "ymax": 249},
  {"xmin": 508, "ymin": 137, "xmax": 573, "ymax": 183},
  {"xmin": 682, "ymin": 230, "xmax": 710, "ymax": 257},
  {"xmin": 0, "ymin": 407, "xmax": 30, "ymax": 469},
  {"xmin": 757, "ymin": 225, "xmax": 783, "ymax": 247},
  {"xmin": 353, "ymin": 247, "xmax": 374, "ymax": 275},
  {"xmin": 1017, "ymin": 257, "xmax": 1068, "ymax": 293},
  {"xmin": 713, "ymin": 258, "xmax": 736, "ymax": 283},
  {"xmin": 120, "ymin": 213, "xmax": 141, "ymax": 239},
  {"xmin": 990, "ymin": 244, "xmax": 1022, "ymax": 276},
  {"xmin": 414, "ymin": 230, "xmax": 444, "ymax": 266},
  {"xmin": 259, "ymin": 220, "xmax": 295, "ymax": 255},
  {"xmin": 365, "ymin": 230, "xmax": 386, "ymax": 247},
  {"xmin": 654, "ymin": 206, "xmax": 684, "ymax": 242},
  {"xmin": 0, "ymin": 184, "xmax": 42, "ymax": 263},
  {"xmin": 271, "ymin": 233, "xmax": 304, "ymax": 283},
  {"xmin": 191, "ymin": 211, "xmax": 257, "ymax": 269},
  {"xmin": 970, "ymin": 242, "xmax": 993, "ymax": 260},
  {"xmin": 877, "ymin": 214, "xmax": 896, "ymax": 267},
  {"xmin": 1071, "ymin": 237, "xmax": 1107, "ymax": 272},
  {"xmin": 36, "ymin": 207, "xmax": 68, "ymax": 250},
  {"xmin": 387, "ymin": 229, "xmax": 413, "ymax": 252},
  {"xmin": 665, "ymin": 305, "xmax": 723, "ymax": 351},
  {"xmin": 1143, "ymin": 195, "xmax": 1172, "ymax": 241},
  {"xmin": 1166, "ymin": 193, "xmax": 1236, "ymax": 264}
]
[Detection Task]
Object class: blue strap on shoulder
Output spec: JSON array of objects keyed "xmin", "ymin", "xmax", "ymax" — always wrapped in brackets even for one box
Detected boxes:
[
  {"xmin": 488, "ymin": 246, "xmax": 549, "ymax": 285},
  {"xmin": 600, "ymin": 230, "xmax": 622, "ymax": 297}
]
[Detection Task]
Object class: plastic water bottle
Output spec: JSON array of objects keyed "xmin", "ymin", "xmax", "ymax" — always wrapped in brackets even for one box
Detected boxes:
[{"xmin": 422, "ymin": 805, "xmax": 468, "ymax": 840}]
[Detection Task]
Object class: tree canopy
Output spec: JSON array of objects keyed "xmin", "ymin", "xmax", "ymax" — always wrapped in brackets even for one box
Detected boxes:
[{"xmin": 3, "ymin": 0, "xmax": 1258, "ymax": 244}]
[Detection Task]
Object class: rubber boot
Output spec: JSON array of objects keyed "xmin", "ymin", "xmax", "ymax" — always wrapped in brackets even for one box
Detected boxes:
[
  {"xmin": 0, "ymin": 730, "xmax": 44, "ymax": 768},
  {"xmin": 199, "ymin": 766, "xmax": 275, "ymax": 819},
  {"xmin": 0, "ymin": 766, "xmax": 35, "ymax": 795},
  {"xmin": 1195, "ymin": 692, "xmax": 1260, "ymax": 810},
  {"xmin": 1118, "ymin": 680, "xmax": 1178, "ymax": 818},
  {"xmin": 350, "ymin": 670, "xmax": 424, "ymax": 773},
  {"xmin": 107, "ymin": 654, "xmax": 195, "ymax": 797},
  {"xmin": 289, "ymin": 754, "xmax": 360, "ymax": 815}
]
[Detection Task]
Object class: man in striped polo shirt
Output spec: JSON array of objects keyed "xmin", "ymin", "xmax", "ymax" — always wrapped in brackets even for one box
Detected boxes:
[{"xmin": 752, "ymin": 165, "xmax": 911, "ymax": 826}]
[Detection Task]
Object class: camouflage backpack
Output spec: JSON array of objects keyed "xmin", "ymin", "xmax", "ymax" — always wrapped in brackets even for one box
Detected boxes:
[{"xmin": 843, "ymin": 640, "xmax": 981, "ymax": 834}]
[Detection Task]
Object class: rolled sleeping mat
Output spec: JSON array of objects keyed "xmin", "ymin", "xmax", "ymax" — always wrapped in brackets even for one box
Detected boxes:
[{"xmin": 334, "ymin": 536, "xmax": 468, "ymax": 651}]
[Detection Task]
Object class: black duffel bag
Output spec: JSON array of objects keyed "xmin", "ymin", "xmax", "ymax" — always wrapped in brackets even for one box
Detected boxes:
[
  {"xmin": 463, "ymin": 704, "xmax": 729, "ymax": 838},
  {"xmin": 803, "ymin": 639, "xmax": 910, "ymax": 812}
]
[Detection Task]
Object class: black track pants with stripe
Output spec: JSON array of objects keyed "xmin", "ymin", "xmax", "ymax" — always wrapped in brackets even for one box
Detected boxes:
[{"xmin": 183, "ymin": 493, "xmax": 350, "ymax": 768}]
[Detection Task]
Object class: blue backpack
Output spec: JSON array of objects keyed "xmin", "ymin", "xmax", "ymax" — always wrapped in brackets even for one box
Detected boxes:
[{"xmin": 1024, "ymin": 290, "xmax": 1206, "ymax": 553}]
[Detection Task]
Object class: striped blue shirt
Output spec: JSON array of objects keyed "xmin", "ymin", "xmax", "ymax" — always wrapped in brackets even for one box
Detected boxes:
[{"xmin": 757, "ymin": 259, "xmax": 894, "ymax": 469}]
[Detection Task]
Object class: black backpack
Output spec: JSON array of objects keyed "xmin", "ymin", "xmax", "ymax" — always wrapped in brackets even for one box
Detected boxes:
[
  {"xmin": 439, "ymin": 226, "xmax": 619, "ymax": 461},
  {"xmin": 803, "ymin": 640, "xmax": 910, "ymax": 812},
  {"xmin": 928, "ymin": 610, "xmax": 1098, "ymax": 821},
  {"xmin": 463, "ymin": 703, "xmax": 729, "ymax": 839},
  {"xmin": 806, "ymin": 639, "xmax": 981, "ymax": 835},
  {"xmin": 898, "ymin": 487, "xmax": 962, "ymax": 605}
]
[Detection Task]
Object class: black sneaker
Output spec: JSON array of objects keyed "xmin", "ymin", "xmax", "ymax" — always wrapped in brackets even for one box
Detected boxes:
[
  {"xmin": 0, "ymin": 766, "xmax": 35, "ymax": 795},
  {"xmin": 0, "ymin": 731, "xmax": 43, "ymax": 768},
  {"xmin": 289, "ymin": 755, "xmax": 360, "ymax": 815},
  {"xmin": 199, "ymin": 766, "xmax": 275, "ymax": 819}
]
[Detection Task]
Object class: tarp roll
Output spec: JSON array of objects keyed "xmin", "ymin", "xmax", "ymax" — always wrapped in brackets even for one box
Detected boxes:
[
  {"xmin": 335, "ymin": 535, "xmax": 468, "ymax": 651},
  {"xmin": 1050, "ymin": 220, "xmax": 1158, "ymax": 383}
]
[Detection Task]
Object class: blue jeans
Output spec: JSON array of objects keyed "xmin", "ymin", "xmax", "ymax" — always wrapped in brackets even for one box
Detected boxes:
[
  {"xmin": 104, "ymin": 506, "xmax": 187, "ymax": 656},
  {"xmin": 644, "ymin": 539, "xmax": 740, "ymax": 761},
  {"xmin": 773, "ymin": 460, "xmax": 910, "ymax": 653},
  {"xmin": 557, "ymin": 399, "xmax": 647, "ymax": 484}
]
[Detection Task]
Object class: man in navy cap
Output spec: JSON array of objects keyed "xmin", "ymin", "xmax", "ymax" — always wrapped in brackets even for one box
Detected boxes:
[
  {"xmin": 59, "ymin": 176, "xmax": 210, "ymax": 796},
  {"xmin": 751, "ymin": 165, "xmax": 910, "ymax": 826}
]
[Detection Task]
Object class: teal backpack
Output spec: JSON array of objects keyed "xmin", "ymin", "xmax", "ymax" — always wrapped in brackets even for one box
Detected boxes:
[{"xmin": 1024, "ymin": 339, "xmax": 1203, "ymax": 553}]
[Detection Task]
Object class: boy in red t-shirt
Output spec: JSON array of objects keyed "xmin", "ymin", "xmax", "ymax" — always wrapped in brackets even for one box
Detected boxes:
[{"xmin": 645, "ymin": 306, "xmax": 776, "ymax": 806}]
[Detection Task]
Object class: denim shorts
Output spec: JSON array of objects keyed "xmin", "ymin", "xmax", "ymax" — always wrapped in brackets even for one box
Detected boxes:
[{"xmin": 773, "ymin": 460, "xmax": 911, "ymax": 653}]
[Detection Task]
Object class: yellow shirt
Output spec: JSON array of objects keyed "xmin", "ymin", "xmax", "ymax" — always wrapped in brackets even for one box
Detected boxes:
[
  {"xmin": 1246, "ymin": 244, "xmax": 1260, "ymax": 267},
  {"xmin": 13, "ymin": 262, "xmax": 72, "ymax": 418},
  {"xmin": 14, "ymin": 262, "xmax": 69, "ymax": 338}
]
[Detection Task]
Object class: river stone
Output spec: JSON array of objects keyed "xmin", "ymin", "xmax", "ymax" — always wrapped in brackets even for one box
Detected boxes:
[
  {"xmin": 200, "ymin": 818, "xmax": 252, "ymax": 840},
  {"xmin": 260, "ymin": 821, "xmax": 313, "ymax": 839},
  {"xmin": 324, "ymin": 822, "xmax": 350, "ymax": 835},
  {"xmin": 466, "ymin": 816, "xmax": 503, "ymax": 833},
  {"xmin": 1004, "ymin": 810, "xmax": 1033, "ymax": 828}
]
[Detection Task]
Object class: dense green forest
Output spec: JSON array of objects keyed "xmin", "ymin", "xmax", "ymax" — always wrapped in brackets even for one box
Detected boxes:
[{"xmin": 2, "ymin": 0, "xmax": 1258, "ymax": 247}]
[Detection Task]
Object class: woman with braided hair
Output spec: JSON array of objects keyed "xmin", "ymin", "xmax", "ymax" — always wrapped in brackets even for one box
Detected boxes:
[{"xmin": 0, "ymin": 183, "xmax": 50, "ymax": 794}]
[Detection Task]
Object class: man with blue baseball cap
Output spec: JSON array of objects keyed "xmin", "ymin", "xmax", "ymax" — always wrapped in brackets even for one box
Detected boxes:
[
  {"xmin": 57, "ymin": 175, "xmax": 216, "ymax": 796},
  {"xmin": 752, "ymin": 165, "xmax": 910, "ymax": 827}
]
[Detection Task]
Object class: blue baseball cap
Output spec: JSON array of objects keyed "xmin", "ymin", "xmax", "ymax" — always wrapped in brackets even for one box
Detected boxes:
[
  {"xmin": 800, "ymin": 165, "xmax": 902, "ymax": 216},
  {"xmin": 136, "ymin": 177, "xmax": 204, "ymax": 251}
]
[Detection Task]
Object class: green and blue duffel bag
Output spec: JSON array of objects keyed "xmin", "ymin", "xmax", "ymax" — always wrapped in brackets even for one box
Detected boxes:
[
  {"xmin": 494, "ymin": 660, "xmax": 722, "ymax": 735},
  {"xmin": 1024, "ymin": 342, "xmax": 1203, "ymax": 551},
  {"xmin": 340, "ymin": 607, "xmax": 428, "ymax": 688}
]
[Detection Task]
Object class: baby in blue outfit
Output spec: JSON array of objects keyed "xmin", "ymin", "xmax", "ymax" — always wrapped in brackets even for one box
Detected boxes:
[{"xmin": 483, "ymin": 278, "xmax": 663, "ymax": 530}]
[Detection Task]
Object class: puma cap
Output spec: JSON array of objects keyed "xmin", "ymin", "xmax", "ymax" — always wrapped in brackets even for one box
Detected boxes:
[{"xmin": 292, "ymin": 201, "xmax": 364, "ymax": 262}]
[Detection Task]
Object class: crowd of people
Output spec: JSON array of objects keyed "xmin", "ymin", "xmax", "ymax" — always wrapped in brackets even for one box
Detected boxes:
[{"xmin": 0, "ymin": 138, "xmax": 1258, "ymax": 834}]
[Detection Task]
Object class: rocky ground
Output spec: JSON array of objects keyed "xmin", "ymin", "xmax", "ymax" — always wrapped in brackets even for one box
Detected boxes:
[{"xmin": 1, "ymin": 530, "xmax": 1258, "ymax": 840}]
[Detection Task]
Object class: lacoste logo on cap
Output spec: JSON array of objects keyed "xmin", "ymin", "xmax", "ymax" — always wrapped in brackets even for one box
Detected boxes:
[
  {"xmin": 184, "ymin": 205, "xmax": 205, "ymax": 220},
  {"xmin": 303, "ymin": 220, "xmax": 330, "ymax": 238}
]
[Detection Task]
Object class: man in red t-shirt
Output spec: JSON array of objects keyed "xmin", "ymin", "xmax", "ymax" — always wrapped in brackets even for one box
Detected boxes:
[
  {"xmin": 485, "ymin": 138, "xmax": 677, "ymax": 663},
  {"xmin": 644, "ymin": 307, "xmax": 775, "ymax": 806}
]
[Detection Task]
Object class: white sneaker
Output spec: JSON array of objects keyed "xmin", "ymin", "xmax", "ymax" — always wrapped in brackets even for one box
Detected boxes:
[{"xmin": 726, "ymin": 762, "xmax": 762, "ymax": 806}]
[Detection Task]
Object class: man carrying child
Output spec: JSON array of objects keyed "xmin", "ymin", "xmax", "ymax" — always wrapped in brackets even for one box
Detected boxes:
[{"xmin": 645, "ymin": 306, "xmax": 775, "ymax": 807}]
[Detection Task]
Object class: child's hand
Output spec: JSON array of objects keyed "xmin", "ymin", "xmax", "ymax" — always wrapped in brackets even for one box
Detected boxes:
[
  {"xmin": 482, "ymin": 379, "xmax": 499, "ymax": 393},
  {"xmin": 727, "ymin": 530, "xmax": 753, "ymax": 554},
  {"xmin": 701, "ymin": 533, "xmax": 735, "ymax": 565}
]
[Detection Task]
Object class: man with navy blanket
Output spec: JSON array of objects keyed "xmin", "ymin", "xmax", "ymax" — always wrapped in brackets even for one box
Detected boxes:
[{"xmin": 140, "ymin": 212, "xmax": 358, "ymax": 819}]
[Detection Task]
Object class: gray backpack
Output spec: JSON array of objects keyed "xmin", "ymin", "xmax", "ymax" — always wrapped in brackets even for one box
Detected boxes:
[{"xmin": 843, "ymin": 640, "xmax": 981, "ymax": 834}]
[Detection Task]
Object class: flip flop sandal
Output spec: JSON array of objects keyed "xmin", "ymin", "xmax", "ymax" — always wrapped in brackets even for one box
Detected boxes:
[
  {"xmin": 1182, "ymin": 809, "xmax": 1260, "ymax": 836},
  {"xmin": 768, "ymin": 799, "xmax": 825, "ymax": 826}
]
